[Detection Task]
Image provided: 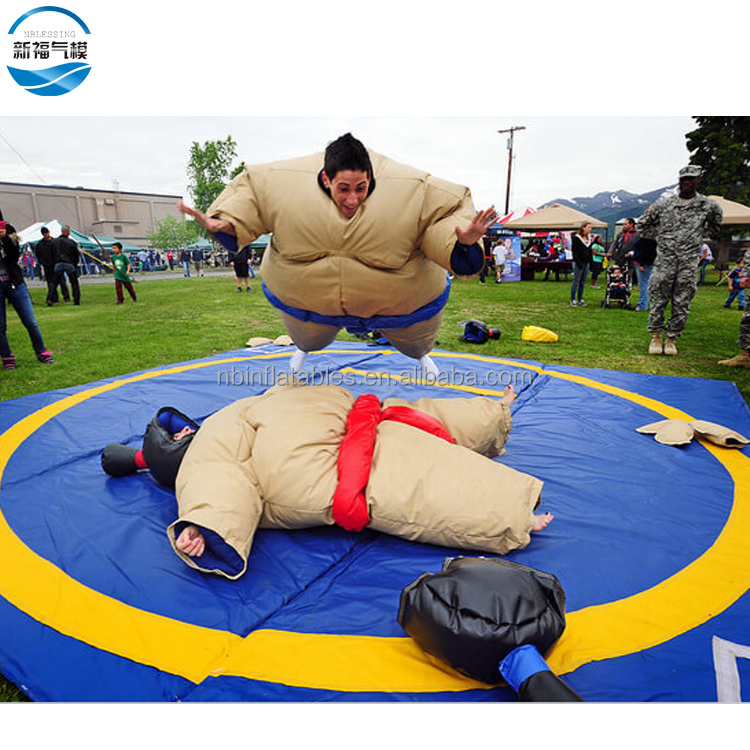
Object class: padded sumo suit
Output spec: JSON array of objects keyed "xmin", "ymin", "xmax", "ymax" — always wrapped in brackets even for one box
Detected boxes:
[
  {"xmin": 206, "ymin": 151, "xmax": 481, "ymax": 358},
  {"xmin": 166, "ymin": 385, "xmax": 544, "ymax": 579}
]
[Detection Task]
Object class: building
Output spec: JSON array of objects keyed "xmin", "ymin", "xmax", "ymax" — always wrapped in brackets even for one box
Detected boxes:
[{"xmin": 0, "ymin": 181, "xmax": 184, "ymax": 248}]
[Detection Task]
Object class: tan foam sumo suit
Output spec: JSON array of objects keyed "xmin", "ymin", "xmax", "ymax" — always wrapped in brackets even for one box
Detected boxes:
[
  {"xmin": 167, "ymin": 385, "xmax": 543, "ymax": 579},
  {"xmin": 206, "ymin": 151, "xmax": 480, "ymax": 358}
]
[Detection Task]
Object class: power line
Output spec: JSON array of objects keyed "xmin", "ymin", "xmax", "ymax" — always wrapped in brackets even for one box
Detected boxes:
[
  {"xmin": 0, "ymin": 127, "xmax": 49, "ymax": 185},
  {"xmin": 0, "ymin": 128, "xmax": 111, "ymax": 267}
]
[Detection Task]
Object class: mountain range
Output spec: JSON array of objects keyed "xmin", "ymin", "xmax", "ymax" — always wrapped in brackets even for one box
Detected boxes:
[{"xmin": 542, "ymin": 185, "xmax": 677, "ymax": 233}]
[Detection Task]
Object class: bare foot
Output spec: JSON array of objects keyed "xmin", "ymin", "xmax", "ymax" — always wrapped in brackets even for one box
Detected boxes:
[
  {"xmin": 176, "ymin": 524, "xmax": 205, "ymax": 557},
  {"xmin": 531, "ymin": 512, "xmax": 554, "ymax": 532},
  {"xmin": 501, "ymin": 385, "xmax": 517, "ymax": 406}
]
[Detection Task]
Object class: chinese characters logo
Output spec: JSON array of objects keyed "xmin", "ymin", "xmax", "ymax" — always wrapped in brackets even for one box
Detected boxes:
[{"xmin": 6, "ymin": 7, "xmax": 91, "ymax": 96}]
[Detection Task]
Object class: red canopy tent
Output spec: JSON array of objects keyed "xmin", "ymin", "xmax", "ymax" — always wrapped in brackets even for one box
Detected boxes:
[{"xmin": 494, "ymin": 206, "xmax": 537, "ymax": 226}]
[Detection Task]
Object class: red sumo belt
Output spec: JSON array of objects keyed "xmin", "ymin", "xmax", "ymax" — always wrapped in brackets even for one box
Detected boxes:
[{"xmin": 333, "ymin": 394, "xmax": 455, "ymax": 532}]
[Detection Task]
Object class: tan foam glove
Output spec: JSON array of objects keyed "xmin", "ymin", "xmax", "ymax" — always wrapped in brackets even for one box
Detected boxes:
[
  {"xmin": 246, "ymin": 337, "xmax": 273, "ymax": 347},
  {"xmin": 689, "ymin": 420, "xmax": 750, "ymax": 448},
  {"xmin": 636, "ymin": 419, "xmax": 695, "ymax": 446},
  {"xmin": 637, "ymin": 419, "xmax": 749, "ymax": 448},
  {"xmin": 245, "ymin": 335, "xmax": 295, "ymax": 347}
]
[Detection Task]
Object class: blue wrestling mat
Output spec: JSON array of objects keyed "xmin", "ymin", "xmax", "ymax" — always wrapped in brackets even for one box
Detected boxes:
[{"xmin": 1, "ymin": 342, "xmax": 749, "ymax": 702}]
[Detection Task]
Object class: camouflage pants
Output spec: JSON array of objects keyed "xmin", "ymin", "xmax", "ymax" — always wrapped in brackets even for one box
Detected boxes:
[
  {"xmin": 647, "ymin": 259, "xmax": 698, "ymax": 338},
  {"xmin": 738, "ymin": 306, "xmax": 750, "ymax": 350}
]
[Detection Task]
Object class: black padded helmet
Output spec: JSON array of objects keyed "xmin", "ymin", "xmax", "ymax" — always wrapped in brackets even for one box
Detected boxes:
[{"xmin": 141, "ymin": 407, "xmax": 200, "ymax": 489}]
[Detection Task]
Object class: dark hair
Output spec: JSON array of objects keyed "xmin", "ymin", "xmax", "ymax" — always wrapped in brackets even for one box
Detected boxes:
[
  {"xmin": 41, "ymin": 226, "xmax": 49, "ymax": 234},
  {"xmin": 625, "ymin": 217, "xmax": 636, "ymax": 225},
  {"xmin": 323, "ymin": 133, "xmax": 372, "ymax": 180},
  {"xmin": 112, "ymin": 242, "xmax": 122, "ymax": 250}
]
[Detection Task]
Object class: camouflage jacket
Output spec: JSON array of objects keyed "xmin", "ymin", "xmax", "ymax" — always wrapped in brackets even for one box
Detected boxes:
[
  {"xmin": 637, "ymin": 193, "xmax": 723, "ymax": 262},
  {"xmin": 741, "ymin": 247, "xmax": 750, "ymax": 281}
]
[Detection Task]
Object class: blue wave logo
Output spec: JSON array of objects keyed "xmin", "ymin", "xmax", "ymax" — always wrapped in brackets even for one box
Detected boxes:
[
  {"xmin": 7, "ymin": 6, "xmax": 92, "ymax": 96},
  {"xmin": 7, "ymin": 61, "xmax": 91, "ymax": 96}
]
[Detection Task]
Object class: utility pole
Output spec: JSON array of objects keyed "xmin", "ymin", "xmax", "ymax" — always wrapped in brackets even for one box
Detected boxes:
[{"xmin": 497, "ymin": 126, "xmax": 526, "ymax": 215}]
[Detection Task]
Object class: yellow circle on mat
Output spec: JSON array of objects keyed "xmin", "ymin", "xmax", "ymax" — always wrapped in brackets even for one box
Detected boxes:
[{"xmin": 0, "ymin": 349, "xmax": 748, "ymax": 693}]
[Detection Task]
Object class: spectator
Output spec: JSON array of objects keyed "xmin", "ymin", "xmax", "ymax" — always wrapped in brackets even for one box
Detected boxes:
[
  {"xmin": 21, "ymin": 249, "xmax": 34, "ymax": 279},
  {"xmin": 723, "ymin": 255, "xmax": 745, "ymax": 310},
  {"xmin": 638, "ymin": 166, "xmax": 722, "ymax": 356},
  {"xmin": 191, "ymin": 246, "xmax": 205, "ymax": 277},
  {"xmin": 570, "ymin": 221, "xmax": 593, "ymax": 306},
  {"xmin": 478, "ymin": 238, "xmax": 494, "ymax": 284},
  {"xmin": 632, "ymin": 236, "xmax": 657, "ymax": 312},
  {"xmin": 718, "ymin": 247, "xmax": 750, "ymax": 369},
  {"xmin": 137, "ymin": 249, "xmax": 150, "ymax": 272},
  {"xmin": 590, "ymin": 234, "xmax": 605, "ymax": 288},
  {"xmin": 493, "ymin": 239, "xmax": 509, "ymax": 283},
  {"xmin": 108, "ymin": 242, "xmax": 137, "ymax": 304},
  {"xmin": 542, "ymin": 244, "xmax": 562, "ymax": 281},
  {"xmin": 51, "ymin": 224, "xmax": 81, "ymax": 306},
  {"xmin": 608, "ymin": 218, "xmax": 639, "ymax": 280},
  {"xmin": 698, "ymin": 242, "xmax": 713, "ymax": 285},
  {"xmin": 0, "ymin": 217, "xmax": 54, "ymax": 369},
  {"xmin": 180, "ymin": 247, "xmax": 191, "ymax": 277},
  {"xmin": 230, "ymin": 245, "xmax": 252, "ymax": 292},
  {"xmin": 79, "ymin": 250, "xmax": 92, "ymax": 276},
  {"xmin": 167, "ymin": 250, "xmax": 174, "ymax": 270},
  {"xmin": 93, "ymin": 249, "xmax": 104, "ymax": 274},
  {"xmin": 35, "ymin": 226, "xmax": 69, "ymax": 306}
]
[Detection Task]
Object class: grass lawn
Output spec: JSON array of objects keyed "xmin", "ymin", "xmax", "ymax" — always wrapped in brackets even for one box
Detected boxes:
[
  {"xmin": 3, "ymin": 267, "xmax": 749, "ymax": 403},
  {"xmin": 0, "ymin": 267, "xmax": 748, "ymax": 700}
]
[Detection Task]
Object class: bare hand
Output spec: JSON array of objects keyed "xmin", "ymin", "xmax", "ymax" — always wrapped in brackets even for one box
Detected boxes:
[
  {"xmin": 177, "ymin": 200, "xmax": 236, "ymax": 236},
  {"xmin": 455, "ymin": 206, "xmax": 499, "ymax": 246},
  {"xmin": 175, "ymin": 524, "xmax": 205, "ymax": 557}
]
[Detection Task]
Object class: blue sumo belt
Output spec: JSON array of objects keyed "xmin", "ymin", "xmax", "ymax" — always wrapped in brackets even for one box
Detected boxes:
[{"xmin": 261, "ymin": 279, "xmax": 451, "ymax": 336}]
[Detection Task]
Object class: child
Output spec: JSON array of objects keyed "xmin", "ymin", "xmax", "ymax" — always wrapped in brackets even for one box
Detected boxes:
[
  {"xmin": 110, "ymin": 242, "xmax": 137, "ymax": 304},
  {"xmin": 590, "ymin": 234, "xmax": 606, "ymax": 288},
  {"xmin": 724, "ymin": 256, "xmax": 745, "ymax": 311}
]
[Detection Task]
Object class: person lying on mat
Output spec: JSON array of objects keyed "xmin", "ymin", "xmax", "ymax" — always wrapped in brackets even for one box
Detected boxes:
[
  {"xmin": 177, "ymin": 133, "xmax": 497, "ymax": 377},
  {"xmin": 102, "ymin": 384, "xmax": 552, "ymax": 580}
]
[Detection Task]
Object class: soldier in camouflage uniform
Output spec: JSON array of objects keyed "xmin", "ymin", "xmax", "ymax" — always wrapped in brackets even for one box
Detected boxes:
[
  {"xmin": 637, "ymin": 165, "xmax": 723, "ymax": 356},
  {"xmin": 718, "ymin": 246, "xmax": 750, "ymax": 369}
]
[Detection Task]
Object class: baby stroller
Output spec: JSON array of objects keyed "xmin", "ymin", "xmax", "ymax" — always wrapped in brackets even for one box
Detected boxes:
[{"xmin": 600, "ymin": 261, "xmax": 633, "ymax": 309}]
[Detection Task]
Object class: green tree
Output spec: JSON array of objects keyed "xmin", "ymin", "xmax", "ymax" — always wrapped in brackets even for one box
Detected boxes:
[
  {"xmin": 685, "ymin": 117, "xmax": 750, "ymax": 204},
  {"xmin": 147, "ymin": 214, "xmax": 199, "ymax": 250},
  {"xmin": 186, "ymin": 136, "xmax": 244, "ymax": 213}
]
